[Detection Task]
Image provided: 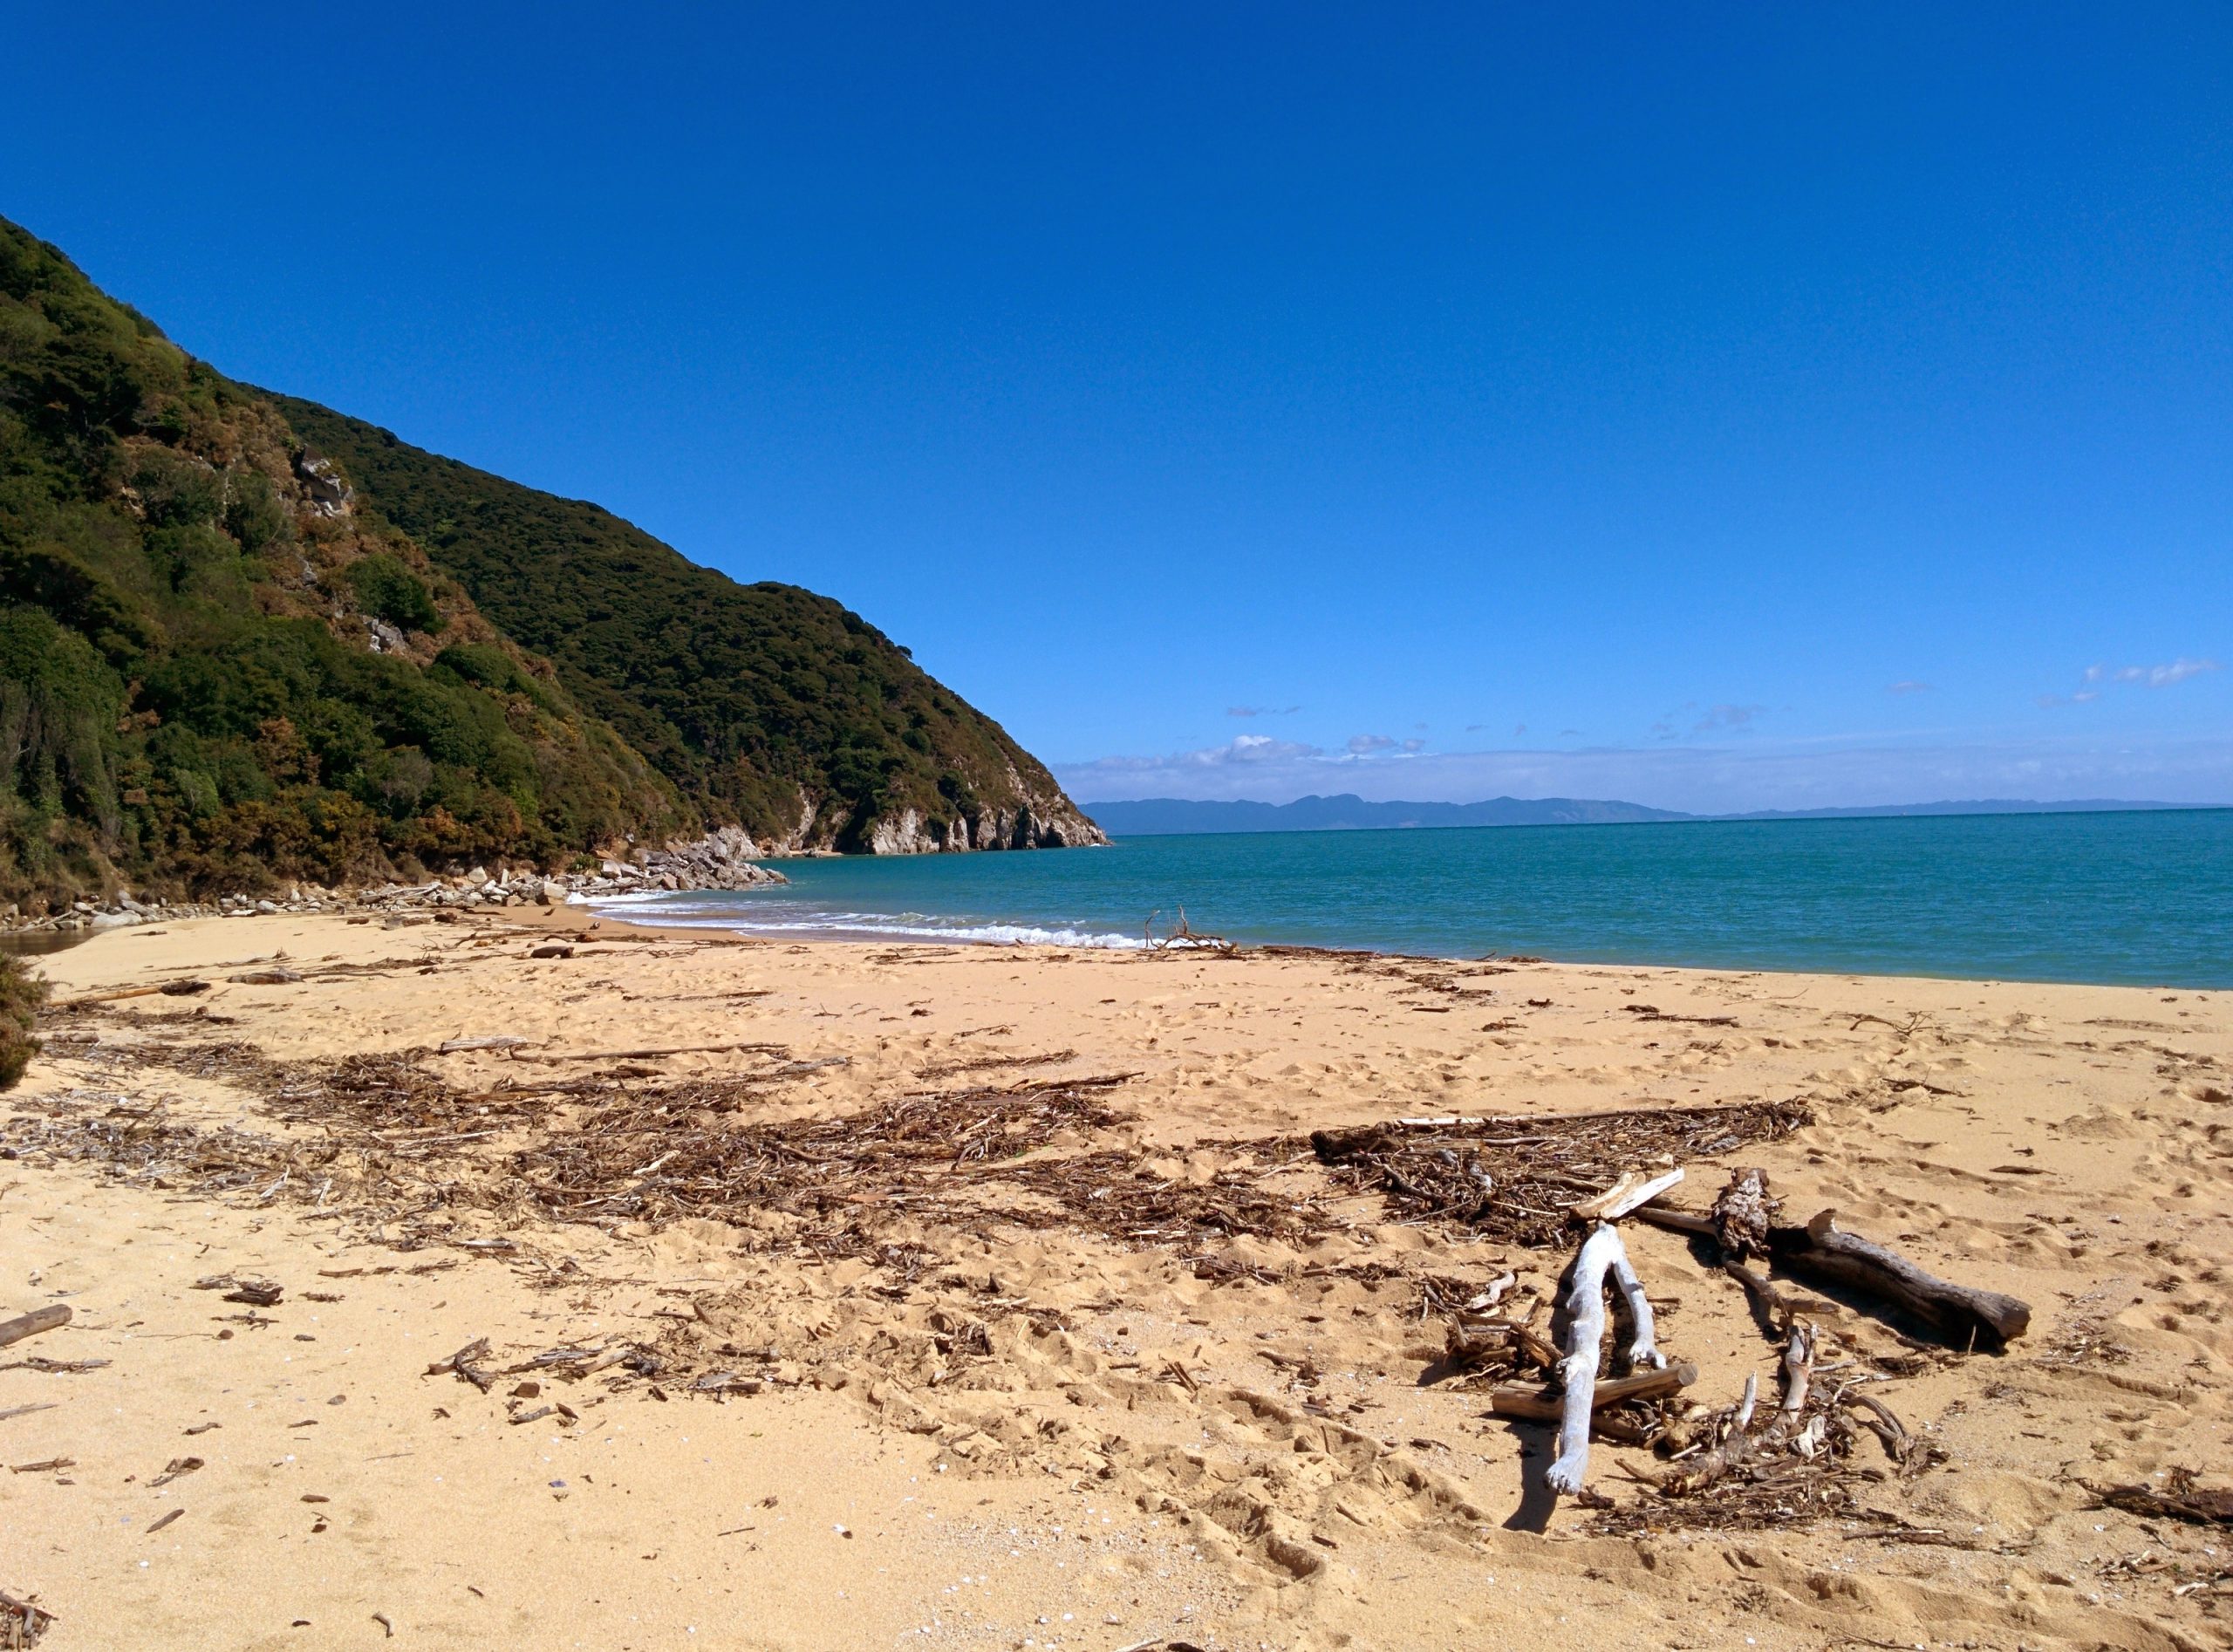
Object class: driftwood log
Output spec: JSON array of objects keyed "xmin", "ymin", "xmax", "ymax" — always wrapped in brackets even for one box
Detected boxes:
[
  {"xmin": 0, "ymin": 1305, "xmax": 69, "ymax": 1351},
  {"xmin": 1769, "ymin": 1212, "xmax": 2030, "ymax": 1346}
]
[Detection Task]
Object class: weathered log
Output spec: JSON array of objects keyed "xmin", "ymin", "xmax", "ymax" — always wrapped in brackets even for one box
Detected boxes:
[
  {"xmin": 1769, "ymin": 1211, "xmax": 2030, "ymax": 1346},
  {"xmin": 0, "ymin": 1305, "xmax": 69, "ymax": 1351},
  {"xmin": 1488, "ymin": 1361, "xmax": 1697, "ymax": 1422}
]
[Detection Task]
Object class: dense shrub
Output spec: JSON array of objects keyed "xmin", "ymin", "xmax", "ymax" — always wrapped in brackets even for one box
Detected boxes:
[
  {"xmin": 345, "ymin": 553, "xmax": 440, "ymax": 633},
  {"xmin": 0, "ymin": 954, "xmax": 47, "ymax": 1089}
]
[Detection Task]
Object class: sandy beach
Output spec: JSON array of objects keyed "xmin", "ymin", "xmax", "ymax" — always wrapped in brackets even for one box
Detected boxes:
[{"xmin": 3, "ymin": 909, "xmax": 2229, "ymax": 1650}]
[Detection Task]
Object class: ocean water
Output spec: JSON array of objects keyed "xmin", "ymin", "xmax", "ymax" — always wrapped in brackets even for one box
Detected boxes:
[{"xmin": 591, "ymin": 809, "xmax": 2233, "ymax": 987}]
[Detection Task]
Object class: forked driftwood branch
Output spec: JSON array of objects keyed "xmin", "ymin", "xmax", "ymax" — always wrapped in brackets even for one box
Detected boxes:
[{"xmin": 1546, "ymin": 1222, "xmax": 1666, "ymax": 1495}]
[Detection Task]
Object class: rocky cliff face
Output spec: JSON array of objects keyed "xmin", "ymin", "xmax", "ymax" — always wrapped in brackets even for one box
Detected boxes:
[
  {"xmin": 759, "ymin": 791, "xmax": 1104, "ymax": 857},
  {"xmin": 858, "ymin": 800, "xmax": 1104, "ymax": 855}
]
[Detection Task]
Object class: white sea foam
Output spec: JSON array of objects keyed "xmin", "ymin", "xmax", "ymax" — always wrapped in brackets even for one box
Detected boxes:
[{"xmin": 579, "ymin": 896, "xmax": 1148, "ymax": 950}]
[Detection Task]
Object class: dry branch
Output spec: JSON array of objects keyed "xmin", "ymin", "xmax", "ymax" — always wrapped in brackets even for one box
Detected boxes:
[{"xmin": 1488, "ymin": 1362, "xmax": 1696, "ymax": 1422}]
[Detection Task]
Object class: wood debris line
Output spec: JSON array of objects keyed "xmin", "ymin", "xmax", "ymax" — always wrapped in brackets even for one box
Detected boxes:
[
  {"xmin": 52, "ymin": 979, "xmax": 209, "ymax": 1010},
  {"xmin": 1310, "ymin": 1100, "xmax": 1811, "ymax": 1246},
  {"xmin": 513, "ymin": 1074, "xmax": 1179, "ymax": 1244},
  {"xmin": 508, "ymin": 1041, "xmax": 790, "ymax": 1065}
]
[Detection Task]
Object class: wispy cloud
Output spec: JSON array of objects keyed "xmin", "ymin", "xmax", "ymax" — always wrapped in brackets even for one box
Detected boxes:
[
  {"xmin": 1226, "ymin": 705, "xmax": 1301, "ymax": 719},
  {"xmin": 1693, "ymin": 704, "xmax": 1765, "ymax": 734},
  {"xmin": 1887, "ymin": 680, "xmax": 1933, "ymax": 695},
  {"xmin": 1347, "ymin": 734, "xmax": 1396, "ymax": 754},
  {"xmin": 1076, "ymin": 734, "xmax": 1323, "ymax": 775},
  {"xmin": 2041, "ymin": 657, "xmax": 2221, "ymax": 707},
  {"xmin": 2104, "ymin": 658, "xmax": 2220, "ymax": 688}
]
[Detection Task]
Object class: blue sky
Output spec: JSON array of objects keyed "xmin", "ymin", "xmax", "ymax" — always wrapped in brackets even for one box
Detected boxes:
[{"xmin": 6, "ymin": 3, "xmax": 2228, "ymax": 813}]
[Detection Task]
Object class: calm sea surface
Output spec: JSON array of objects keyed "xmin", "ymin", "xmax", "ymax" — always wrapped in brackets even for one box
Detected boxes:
[{"xmin": 593, "ymin": 809, "xmax": 2233, "ymax": 987}]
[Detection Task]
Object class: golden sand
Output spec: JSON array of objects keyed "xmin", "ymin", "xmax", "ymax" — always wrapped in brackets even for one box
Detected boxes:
[{"xmin": 1, "ymin": 909, "xmax": 2227, "ymax": 1649}]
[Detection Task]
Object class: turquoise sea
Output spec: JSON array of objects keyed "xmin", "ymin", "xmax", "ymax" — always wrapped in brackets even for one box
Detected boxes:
[{"xmin": 592, "ymin": 809, "xmax": 2233, "ymax": 988}]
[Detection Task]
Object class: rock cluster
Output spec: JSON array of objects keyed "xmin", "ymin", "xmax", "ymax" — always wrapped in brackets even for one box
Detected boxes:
[{"xmin": 0, "ymin": 830, "xmax": 787, "ymax": 934}]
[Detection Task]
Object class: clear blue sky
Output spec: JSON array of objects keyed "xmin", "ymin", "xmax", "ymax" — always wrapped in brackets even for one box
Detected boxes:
[{"xmin": 7, "ymin": 3, "xmax": 2228, "ymax": 811}]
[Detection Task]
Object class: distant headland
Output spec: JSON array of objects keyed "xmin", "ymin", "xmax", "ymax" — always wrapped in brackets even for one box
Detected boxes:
[{"xmin": 1081, "ymin": 793, "xmax": 2205, "ymax": 836}]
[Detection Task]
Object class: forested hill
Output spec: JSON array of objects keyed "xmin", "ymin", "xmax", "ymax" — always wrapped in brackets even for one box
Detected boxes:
[
  {"xmin": 270, "ymin": 396, "xmax": 1099, "ymax": 857},
  {"xmin": 0, "ymin": 216, "xmax": 1098, "ymax": 907}
]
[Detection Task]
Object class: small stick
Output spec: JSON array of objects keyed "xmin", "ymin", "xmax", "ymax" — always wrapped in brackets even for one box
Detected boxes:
[
  {"xmin": 0, "ymin": 1305, "xmax": 70, "ymax": 1350},
  {"xmin": 146, "ymin": 1508, "xmax": 184, "ymax": 1535},
  {"xmin": 508, "ymin": 1041, "xmax": 789, "ymax": 1064},
  {"xmin": 1626, "ymin": 1204, "xmax": 1717, "ymax": 1240}
]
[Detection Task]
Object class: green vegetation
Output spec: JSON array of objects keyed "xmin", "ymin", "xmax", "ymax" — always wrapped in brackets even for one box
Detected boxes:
[
  {"xmin": 0, "ymin": 954, "xmax": 45, "ymax": 1088},
  {"xmin": 0, "ymin": 216, "xmax": 679, "ymax": 905},
  {"xmin": 0, "ymin": 214, "xmax": 1096, "ymax": 907},
  {"xmin": 345, "ymin": 553, "xmax": 440, "ymax": 633},
  {"xmin": 272, "ymin": 398, "xmax": 1093, "ymax": 851}
]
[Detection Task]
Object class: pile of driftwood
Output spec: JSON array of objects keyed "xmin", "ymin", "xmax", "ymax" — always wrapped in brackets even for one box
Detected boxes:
[{"xmin": 1434, "ymin": 1157, "xmax": 2031, "ymax": 1528}]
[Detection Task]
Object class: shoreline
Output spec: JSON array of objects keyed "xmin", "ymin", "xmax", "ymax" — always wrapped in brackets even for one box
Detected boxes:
[
  {"xmin": 2, "ymin": 911, "xmax": 2228, "ymax": 1647},
  {"xmin": 576, "ymin": 897, "xmax": 2230, "ymax": 992}
]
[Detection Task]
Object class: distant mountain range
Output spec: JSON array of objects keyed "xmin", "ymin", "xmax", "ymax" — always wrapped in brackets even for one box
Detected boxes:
[{"xmin": 1082, "ymin": 793, "xmax": 2202, "ymax": 836}]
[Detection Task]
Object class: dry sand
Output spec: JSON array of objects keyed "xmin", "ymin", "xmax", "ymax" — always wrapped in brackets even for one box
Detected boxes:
[{"xmin": 2, "ymin": 908, "xmax": 2229, "ymax": 1650}]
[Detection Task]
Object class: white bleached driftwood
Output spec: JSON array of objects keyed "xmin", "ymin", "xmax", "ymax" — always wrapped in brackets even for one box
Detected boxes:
[
  {"xmin": 1570, "ymin": 1165, "xmax": 1685, "ymax": 1222},
  {"xmin": 1545, "ymin": 1222, "xmax": 1665, "ymax": 1495}
]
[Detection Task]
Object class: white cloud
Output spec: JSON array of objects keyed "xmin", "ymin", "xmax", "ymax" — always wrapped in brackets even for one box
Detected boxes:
[
  {"xmin": 1887, "ymin": 680, "xmax": 1933, "ymax": 695},
  {"xmin": 1226, "ymin": 705, "xmax": 1301, "ymax": 718},
  {"xmin": 1347, "ymin": 734, "xmax": 1397, "ymax": 754},
  {"xmin": 2127, "ymin": 658, "xmax": 2220, "ymax": 687}
]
